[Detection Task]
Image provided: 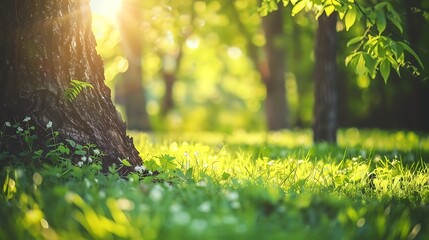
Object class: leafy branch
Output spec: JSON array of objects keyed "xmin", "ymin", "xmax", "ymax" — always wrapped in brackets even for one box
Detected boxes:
[
  {"xmin": 64, "ymin": 80, "xmax": 94, "ymax": 102},
  {"xmin": 258, "ymin": 0, "xmax": 424, "ymax": 83}
]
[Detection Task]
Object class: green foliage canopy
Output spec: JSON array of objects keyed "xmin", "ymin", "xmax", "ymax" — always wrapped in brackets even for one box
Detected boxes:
[{"xmin": 259, "ymin": 0, "xmax": 424, "ymax": 83}]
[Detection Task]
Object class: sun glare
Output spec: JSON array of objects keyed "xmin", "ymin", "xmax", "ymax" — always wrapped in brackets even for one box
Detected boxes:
[{"xmin": 90, "ymin": 0, "xmax": 122, "ymax": 18}]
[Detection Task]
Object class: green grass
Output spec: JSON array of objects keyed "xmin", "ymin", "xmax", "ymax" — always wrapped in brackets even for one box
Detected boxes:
[{"xmin": 2, "ymin": 129, "xmax": 429, "ymax": 239}]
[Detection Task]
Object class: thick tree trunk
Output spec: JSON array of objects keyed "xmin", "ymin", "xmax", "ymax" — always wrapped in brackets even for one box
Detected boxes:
[
  {"xmin": 116, "ymin": 1, "xmax": 150, "ymax": 131},
  {"xmin": 0, "ymin": 0, "xmax": 142, "ymax": 174},
  {"xmin": 313, "ymin": 13, "xmax": 338, "ymax": 143},
  {"xmin": 261, "ymin": 7, "xmax": 289, "ymax": 130}
]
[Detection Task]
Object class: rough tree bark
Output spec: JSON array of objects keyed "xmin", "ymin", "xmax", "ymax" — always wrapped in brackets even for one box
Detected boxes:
[
  {"xmin": 313, "ymin": 13, "xmax": 338, "ymax": 143},
  {"xmin": 0, "ymin": 0, "xmax": 142, "ymax": 174},
  {"xmin": 260, "ymin": 7, "xmax": 289, "ymax": 130},
  {"xmin": 116, "ymin": 0, "xmax": 150, "ymax": 131}
]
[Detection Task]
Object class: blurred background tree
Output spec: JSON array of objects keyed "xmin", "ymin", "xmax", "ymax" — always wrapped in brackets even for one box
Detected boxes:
[{"xmin": 90, "ymin": 0, "xmax": 429, "ymax": 134}]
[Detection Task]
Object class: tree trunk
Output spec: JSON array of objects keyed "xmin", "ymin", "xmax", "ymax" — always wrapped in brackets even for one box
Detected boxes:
[
  {"xmin": 116, "ymin": 1, "xmax": 150, "ymax": 131},
  {"xmin": 161, "ymin": 51, "xmax": 183, "ymax": 116},
  {"xmin": 261, "ymin": 7, "xmax": 289, "ymax": 130},
  {"xmin": 313, "ymin": 13, "xmax": 338, "ymax": 143},
  {"xmin": 0, "ymin": 0, "xmax": 142, "ymax": 174}
]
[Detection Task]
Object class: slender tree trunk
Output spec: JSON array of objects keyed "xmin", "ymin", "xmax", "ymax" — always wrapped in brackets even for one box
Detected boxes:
[
  {"xmin": 261, "ymin": 7, "xmax": 289, "ymax": 130},
  {"xmin": 116, "ymin": 1, "xmax": 150, "ymax": 131},
  {"xmin": 313, "ymin": 13, "xmax": 338, "ymax": 143},
  {"xmin": 161, "ymin": 51, "xmax": 183, "ymax": 116},
  {"xmin": 0, "ymin": 0, "xmax": 142, "ymax": 174}
]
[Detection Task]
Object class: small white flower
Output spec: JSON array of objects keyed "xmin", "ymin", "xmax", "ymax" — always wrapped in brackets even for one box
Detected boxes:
[
  {"xmin": 23, "ymin": 116, "xmax": 31, "ymax": 122},
  {"xmin": 198, "ymin": 201, "xmax": 211, "ymax": 213},
  {"xmin": 5, "ymin": 121, "xmax": 11, "ymax": 127},
  {"xmin": 225, "ymin": 191, "xmax": 239, "ymax": 201},
  {"xmin": 93, "ymin": 149, "xmax": 100, "ymax": 155},
  {"xmin": 170, "ymin": 203, "xmax": 182, "ymax": 213},
  {"xmin": 77, "ymin": 161, "xmax": 84, "ymax": 167},
  {"xmin": 88, "ymin": 157, "xmax": 93, "ymax": 163},
  {"xmin": 197, "ymin": 180, "xmax": 207, "ymax": 187},
  {"xmin": 46, "ymin": 121, "xmax": 52, "ymax": 128},
  {"xmin": 81, "ymin": 156, "xmax": 87, "ymax": 162},
  {"xmin": 184, "ymin": 151, "xmax": 189, "ymax": 157},
  {"xmin": 149, "ymin": 185, "xmax": 163, "ymax": 202},
  {"xmin": 17, "ymin": 127, "xmax": 23, "ymax": 132},
  {"xmin": 172, "ymin": 211, "xmax": 191, "ymax": 225},
  {"xmin": 134, "ymin": 165, "xmax": 145, "ymax": 173}
]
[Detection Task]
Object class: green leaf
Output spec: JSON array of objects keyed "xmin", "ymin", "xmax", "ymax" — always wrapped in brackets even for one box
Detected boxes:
[
  {"xmin": 356, "ymin": 54, "xmax": 367, "ymax": 76},
  {"xmin": 64, "ymin": 80, "xmax": 94, "ymax": 102},
  {"xmin": 222, "ymin": 172, "xmax": 231, "ymax": 180},
  {"xmin": 282, "ymin": 0, "xmax": 289, "ymax": 7},
  {"xmin": 292, "ymin": 0, "xmax": 307, "ymax": 16},
  {"xmin": 345, "ymin": 7, "xmax": 357, "ymax": 31},
  {"xmin": 374, "ymin": 2, "xmax": 387, "ymax": 10},
  {"xmin": 65, "ymin": 139, "xmax": 76, "ymax": 148},
  {"xmin": 120, "ymin": 159, "xmax": 132, "ymax": 167},
  {"xmin": 345, "ymin": 52, "xmax": 359, "ymax": 66},
  {"xmin": 58, "ymin": 145, "xmax": 70, "ymax": 154},
  {"xmin": 387, "ymin": 15, "xmax": 403, "ymax": 33},
  {"xmin": 398, "ymin": 42, "xmax": 424, "ymax": 69},
  {"xmin": 376, "ymin": 11, "xmax": 386, "ymax": 34},
  {"xmin": 347, "ymin": 36, "xmax": 364, "ymax": 47},
  {"xmin": 269, "ymin": 0, "xmax": 278, "ymax": 11},
  {"xmin": 74, "ymin": 149, "xmax": 86, "ymax": 156},
  {"xmin": 324, "ymin": 5, "xmax": 335, "ymax": 17},
  {"xmin": 363, "ymin": 53, "xmax": 377, "ymax": 79},
  {"xmin": 380, "ymin": 59, "xmax": 391, "ymax": 83}
]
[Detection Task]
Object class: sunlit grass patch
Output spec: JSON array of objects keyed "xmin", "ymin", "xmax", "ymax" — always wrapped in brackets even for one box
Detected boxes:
[{"xmin": 2, "ymin": 129, "xmax": 429, "ymax": 239}]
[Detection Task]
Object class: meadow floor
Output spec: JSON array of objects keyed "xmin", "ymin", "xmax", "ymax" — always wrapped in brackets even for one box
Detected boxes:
[{"xmin": 2, "ymin": 129, "xmax": 429, "ymax": 239}]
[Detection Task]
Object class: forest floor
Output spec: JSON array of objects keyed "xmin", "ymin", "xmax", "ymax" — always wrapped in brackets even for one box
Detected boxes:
[{"xmin": 1, "ymin": 129, "xmax": 429, "ymax": 239}]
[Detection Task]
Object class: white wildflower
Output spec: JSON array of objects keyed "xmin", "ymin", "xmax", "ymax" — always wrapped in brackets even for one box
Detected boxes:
[
  {"xmin": 198, "ymin": 201, "xmax": 211, "ymax": 213},
  {"xmin": 93, "ymin": 149, "xmax": 101, "ymax": 155},
  {"xmin": 88, "ymin": 157, "xmax": 93, "ymax": 163},
  {"xmin": 5, "ymin": 121, "xmax": 11, "ymax": 127},
  {"xmin": 81, "ymin": 156, "xmax": 87, "ymax": 162},
  {"xmin": 197, "ymin": 180, "xmax": 207, "ymax": 187},
  {"xmin": 184, "ymin": 151, "xmax": 189, "ymax": 158},
  {"xmin": 46, "ymin": 121, "xmax": 52, "ymax": 128},
  {"xmin": 84, "ymin": 178, "xmax": 91, "ymax": 188},
  {"xmin": 170, "ymin": 203, "xmax": 182, "ymax": 213},
  {"xmin": 225, "ymin": 191, "xmax": 239, "ymax": 201},
  {"xmin": 17, "ymin": 127, "xmax": 23, "ymax": 132},
  {"xmin": 172, "ymin": 210, "xmax": 191, "ymax": 225},
  {"xmin": 134, "ymin": 165, "xmax": 145, "ymax": 173},
  {"xmin": 98, "ymin": 190, "xmax": 106, "ymax": 198},
  {"xmin": 149, "ymin": 185, "xmax": 163, "ymax": 202},
  {"xmin": 77, "ymin": 161, "xmax": 84, "ymax": 167},
  {"xmin": 23, "ymin": 116, "xmax": 31, "ymax": 122}
]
